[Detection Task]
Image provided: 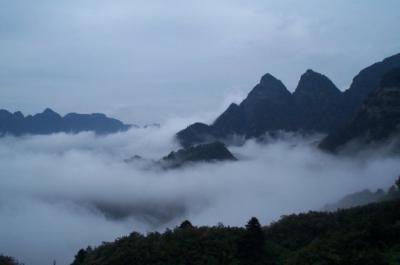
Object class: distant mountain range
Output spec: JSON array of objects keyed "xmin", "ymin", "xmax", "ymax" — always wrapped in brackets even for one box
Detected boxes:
[
  {"xmin": 0, "ymin": 108, "xmax": 132, "ymax": 136},
  {"xmin": 176, "ymin": 53, "xmax": 400, "ymax": 150}
]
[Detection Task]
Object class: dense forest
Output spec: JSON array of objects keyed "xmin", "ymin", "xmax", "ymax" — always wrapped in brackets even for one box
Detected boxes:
[{"xmin": 68, "ymin": 179, "xmax": 400, "ymax": 265}]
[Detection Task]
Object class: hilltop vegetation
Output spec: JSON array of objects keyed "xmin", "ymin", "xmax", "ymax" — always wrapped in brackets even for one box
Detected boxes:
[{"xmin": 70, "ymin": 179, "xmax": 400, "ymax": 265}]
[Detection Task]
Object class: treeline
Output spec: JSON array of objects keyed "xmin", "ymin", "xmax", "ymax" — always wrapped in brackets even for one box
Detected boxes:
[
  {"xmin": 0, "ymin": 255, "xmax": 21, "ymax": 265},
  {"xmin": 71, "ymin": 180, "xmax": 400, "ymax": 265}
]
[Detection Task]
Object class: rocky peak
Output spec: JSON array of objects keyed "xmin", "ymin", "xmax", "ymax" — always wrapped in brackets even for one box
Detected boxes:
[
  {"xmin": 246, "ymin": 73, "xmax": 291, "ymax": 102},
  {"xmin": 294, "ymin": 69, "xmax": 341, "ymax": 98}
]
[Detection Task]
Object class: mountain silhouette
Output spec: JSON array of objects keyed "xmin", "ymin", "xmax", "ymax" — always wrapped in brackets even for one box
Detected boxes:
[
  {"xmin": 176, "ymin": 53, "xmax": 400, "ymax": 148},
  {"xmin": 0, "ymin": 108, "xmax": 131, "ymax": 136}
]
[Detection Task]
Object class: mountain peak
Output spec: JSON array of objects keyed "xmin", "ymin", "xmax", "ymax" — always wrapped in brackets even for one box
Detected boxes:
[
  {"xmin": 247, "ymin": 73, "xmax": 290, "ymax": 101},
  {"xmin": 42, "ymin": 108, "xmax": 58, "ymax": 115},
  {"xmin": 260, "ymin": 73, "xmax": 279, "ymax": 84},
  {"xmin": 294, "ymin": 70, "xmax": 340, "ymax": 97},
  {"xmin": 38, "ymin": 108, "xmax": 62, "ymax": 119}
]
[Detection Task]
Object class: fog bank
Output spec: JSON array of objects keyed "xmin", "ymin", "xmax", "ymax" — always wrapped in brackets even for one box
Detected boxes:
[{"xmin": 0, "ymin": 125, "xmax": 398, "ymax": 265}]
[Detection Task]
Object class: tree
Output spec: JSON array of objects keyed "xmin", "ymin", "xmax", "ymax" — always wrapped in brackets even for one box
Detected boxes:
[
  {"xmin": 179, "ymin": 220, "xmax": 194, "ymax": 229},
  {"xmin": 239, "ymin": 217, "xmax": 266, "ymax": 264},
  {"xmin": 70, "ymin": 249, "xmax": 87, "ymax": 265}
]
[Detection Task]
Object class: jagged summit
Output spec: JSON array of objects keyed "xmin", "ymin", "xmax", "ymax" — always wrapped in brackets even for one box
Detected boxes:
[
  {"xmin": 248, "ymin": 73, "xmax": 291, "ymax": 101},
  {"xmin": 176, "ymin": 53, "xmax": 400, "ymax": 148},
  {"xmin": 294, "ymin": 69, "xmax": 341, "ymax": 97},
  {"xmin": 260, "ymin": 73, "xmax": 280, "ymax": 84}
]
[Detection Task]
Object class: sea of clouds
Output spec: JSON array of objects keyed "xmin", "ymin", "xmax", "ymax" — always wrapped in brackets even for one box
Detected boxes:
[{"xmin": 0, "ymin": 121, "xmax": 399, "ymax": 265}]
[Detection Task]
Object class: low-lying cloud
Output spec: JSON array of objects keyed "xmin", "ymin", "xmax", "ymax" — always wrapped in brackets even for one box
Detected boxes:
[{"xmin": 0, "ymin": 124, "xmax": 399, "ymax": 265}]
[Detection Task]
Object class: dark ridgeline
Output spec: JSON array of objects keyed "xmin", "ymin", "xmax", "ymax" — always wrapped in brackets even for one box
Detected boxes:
[
  {"xmin": 342, "ymin": 53, "xmax": 400, "ymax": 117},
  {"xmin": 320, "ymin": 67, "xmax": 400, "ymax": 151},
  {"xmin": 177, "ymin": 53, "xmax": 400, "ymax": 148},
  {"xmin": 0, "ymin": 108, "xmax": 132, "ymax": 136}
]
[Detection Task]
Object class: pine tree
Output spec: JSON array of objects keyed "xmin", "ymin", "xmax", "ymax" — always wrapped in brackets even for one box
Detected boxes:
[{"xmin": 239, "ymin": 217, "xmax": 265, "ymax": 264}]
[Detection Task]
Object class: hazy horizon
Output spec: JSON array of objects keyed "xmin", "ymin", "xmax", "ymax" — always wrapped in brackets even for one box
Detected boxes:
[{"xmin": 1, "ymin": 0, "xmax": 400, "ymax": 124}]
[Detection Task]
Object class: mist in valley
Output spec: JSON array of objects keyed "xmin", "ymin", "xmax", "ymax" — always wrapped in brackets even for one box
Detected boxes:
[{"xmin": 0, "ymin": 120, "xmax": 398, "ymax": 265}]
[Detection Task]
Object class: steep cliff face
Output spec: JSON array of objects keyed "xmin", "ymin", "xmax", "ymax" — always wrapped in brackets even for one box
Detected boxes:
[{"xmin": 320, "ymin": 68, "xmax": 400, "ymax": 152}]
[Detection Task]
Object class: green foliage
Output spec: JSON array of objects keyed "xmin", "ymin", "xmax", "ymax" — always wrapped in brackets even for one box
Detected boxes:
[
  {"xmin": 71, "ymin": 199, "xmax": 400, "ymax": 265},
  {"xmin": 238, "ymin": 217, "xmax": 265, "ymax": 265}
]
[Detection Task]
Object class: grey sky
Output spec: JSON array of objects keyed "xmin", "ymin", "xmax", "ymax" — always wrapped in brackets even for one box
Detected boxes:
[{"xmin": 0, "ymin": 0, "xmax": 399, "ymax": 124}]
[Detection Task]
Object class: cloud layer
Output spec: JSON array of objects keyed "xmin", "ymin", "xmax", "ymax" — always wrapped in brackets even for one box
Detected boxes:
[{"xmin": 0, "ymin": 124, "xmax": 399, "ymax": 265}]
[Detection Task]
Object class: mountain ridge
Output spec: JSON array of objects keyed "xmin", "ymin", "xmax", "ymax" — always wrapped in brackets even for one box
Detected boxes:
[
  {"xmin": 320, "ymin": 67, "xmax": 400, "ymax": 152},
  {"xmin": 176, "ymin": 53, "xmax": 400, "ymax": 148},
  {"xmin": 0, "ymin": 108, "xmax": 132, "ymax": 136}
]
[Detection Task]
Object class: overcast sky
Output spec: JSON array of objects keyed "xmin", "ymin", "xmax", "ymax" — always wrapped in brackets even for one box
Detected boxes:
[{"xmin": 0, "ymin": 0, "xmax": 399, "ymax": 124}]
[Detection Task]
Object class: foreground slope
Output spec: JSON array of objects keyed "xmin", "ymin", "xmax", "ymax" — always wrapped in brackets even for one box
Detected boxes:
[{"xmin": 71, "ymin": 197, "xmax": 400, "ymax": 265}]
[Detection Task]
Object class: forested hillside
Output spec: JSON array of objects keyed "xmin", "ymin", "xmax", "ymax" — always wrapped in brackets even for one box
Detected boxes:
[{"xmin": 71, "ymin": 190, "xmax": 400, "ymax": 265}]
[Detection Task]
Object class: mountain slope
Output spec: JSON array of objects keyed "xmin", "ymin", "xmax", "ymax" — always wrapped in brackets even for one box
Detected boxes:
[
  {"xmin": 71, "ymin": 198, "xmax": 400, "ymax": 265},
  {"xmin": 176, "ymin": 53, "xmax": 400, "ymax": 148},
  {"xmin": 177, "ymin": 70, "xmax": 342, "ymax": 147},
  {"xmin": 161, "ymin": 141, "xmax": 237, "ymax": 168},
  {"xmin": 320, "ymin": 68, "xmax": 400, "ymax": 152},
  {"xmin": 0, "ymin": 108, "xmax": 131, "ymax": 136},
  {"xmin": 293, "ymin": 69, "xmax": 344, "ymax": 132},
  {"xmin": 342, "ymin": 53, "xmax": 400, "ymax": 117}
]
